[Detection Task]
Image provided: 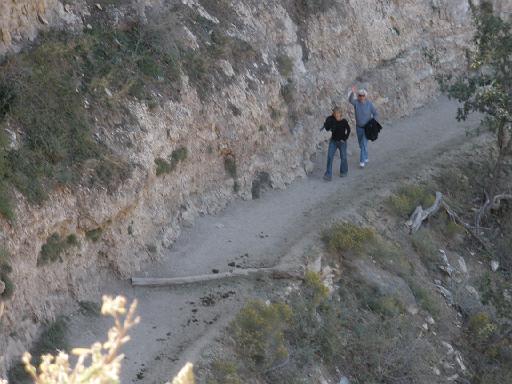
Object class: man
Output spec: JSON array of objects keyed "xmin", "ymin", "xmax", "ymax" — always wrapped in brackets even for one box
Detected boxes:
[
  {"xmin": 322, "ymin": 107, "xmax": 351, "ymax": 181},
  {"xmin": 349, "ymin": 86, "xmax": 379, "ymax": 168}
]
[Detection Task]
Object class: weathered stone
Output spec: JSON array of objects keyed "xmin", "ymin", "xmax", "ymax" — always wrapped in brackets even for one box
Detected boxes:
[{"xmin": 0, "ymin": 0, "xmax": 509, "ymax": 376}]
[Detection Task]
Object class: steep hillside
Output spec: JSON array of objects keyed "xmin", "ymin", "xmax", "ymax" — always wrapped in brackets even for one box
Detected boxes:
[{"xmin": 0, "ymin": 0, "xmax": 490, "ymax": 376}]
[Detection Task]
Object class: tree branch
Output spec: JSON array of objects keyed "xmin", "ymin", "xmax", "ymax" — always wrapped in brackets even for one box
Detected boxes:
[{"xmin": 405, "ymin": 192, "xmax": 443, "ymax": 233}]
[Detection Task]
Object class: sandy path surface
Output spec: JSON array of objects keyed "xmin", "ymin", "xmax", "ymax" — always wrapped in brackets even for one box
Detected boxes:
[{"xmin": 67, "ymin": 96, "xmax": 480, "ymax": 383}]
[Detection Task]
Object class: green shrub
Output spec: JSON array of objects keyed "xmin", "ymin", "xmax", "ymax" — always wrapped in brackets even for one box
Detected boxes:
[
  {"xmin": 468, "ymin": 312, "xmax": 497, "ymax": 343},
  {"xmin": 38, "ymin": 233, "xmax": 79, "ymax": 266},
  {"xmin": 407, "ymin": 280, "xmax": 441, "ymax": 317},
  {"xmin": 366, "ymin": 294, "xmax": 405, "ymax": 318},
  {"xmin": 0, "ymin": 248, "xmax": 14, "ymax": 299},
  {"xmin": 0, "ymin": 182, "xmax": 14, "ymax": 221},
  {"xmin": 9, "ymin": 317, "xmax": 69, "ymax": 383},
  {"xmin": 270, "ymin": 106, "xmax": 282, "ymax": 121},
  {"xmin": 276, "ymin": 54, "xmax": 294, "ymax": 77},
  {"xmin": 171, "ymin": 146, "xmax": 188, "ymax": 164},
  {"xmin": 0, "ymin": 20, "xmax": 191, "ymax": 210},
  {"xmin": 445, "ymin": 220, "xmax": 464, "ymax": 238},
  {"xmin": 388, "ymin": 185, "xmax": 435, "ymax": 217},
  {"xmin": 411, "ymin": 229, "xmax": 438, "ymax": 265},
  {"xmin": 280, "ymin": 81, "xmax": 295, "ymax": 104},
  {"xmin": 224, "ymin": 155, "xmax": 237, "ymax": 179},
  {"xmin": 207, "ymin": 360, "xmax": 242, "ymax": 384},
  {"xmin": 369, "ymin": 240, "xmax": 412, "ymax": 276},
  {"xmin": 232, "ymin": 300, "xmax": 292, "ymax": 370},
  {"xmin": 155, "ymin": 146, "xmax": 188, "ymax": 176},
  {"xmin": 155, "ymin": 157, "xmax": 172, "ymax": 176},
  {"xmin": 322, "ymin": 222, "xmax": 375, "ymax": 254},
  {"xmin": 0, "ymin": 81, "xmax": 15, "ymax": 121},
  {"xmin": 85, "ymin": 227, "xmax": 103, "ymax": 243},
  {"xmin": 78, "ymin": 301, "xmax": 101, "ymax": 316}
]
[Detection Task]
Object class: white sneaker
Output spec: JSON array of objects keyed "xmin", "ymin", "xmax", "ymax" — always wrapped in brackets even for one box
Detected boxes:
[
  {"xmin": 359, "ymin": 162, "xmax": 365, "ymax": 168},
  {"xmin": 365, "ymin": 159, "xmax": 369, "ymax": 164}
]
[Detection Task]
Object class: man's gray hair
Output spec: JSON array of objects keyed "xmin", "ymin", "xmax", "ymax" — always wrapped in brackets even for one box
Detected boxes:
[
  {"xmin": 332, "ymin": 106, "xmax": 343, "ymax": 114},
  {"xmin": 357, "ymin": 89, "xmax": 368, "ymax": 97}
]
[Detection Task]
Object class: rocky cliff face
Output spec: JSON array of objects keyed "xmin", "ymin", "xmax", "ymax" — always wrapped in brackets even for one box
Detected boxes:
[{"xmin": 0, "ymin": 0, "xmax": 487, "ymax": 375}]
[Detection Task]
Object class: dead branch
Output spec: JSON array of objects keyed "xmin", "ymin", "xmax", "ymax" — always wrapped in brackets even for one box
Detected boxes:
[
  {"xmin": 475, "ymin": 191, "xmax": 512, "ymax": 231},
  {"xmin": 406, "ymin": 192, "xmax": 491, "ymax": 251},
  {"xmin": 405, "ymin": 192, "xmax": 443, "ymax": 233},
  {"xmin": 475, "ymin": 190, "xmax": 491, "ymax": 232},
  {"xmin": 491, "ymin": 193, "xmax": 512, "ymax": 210},
  {"xmin": 131, "ymin": 267, "xmax": 303, "ymax": 287},
  {"xmin": 442, "ymin": 201, "xmax": 491, "ymax": 251}
]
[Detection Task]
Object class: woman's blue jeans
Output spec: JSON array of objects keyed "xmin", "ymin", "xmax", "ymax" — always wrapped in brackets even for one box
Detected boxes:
[{"xmin": 325, "ymin": 139, "xmax": 348, "ymax": 177}]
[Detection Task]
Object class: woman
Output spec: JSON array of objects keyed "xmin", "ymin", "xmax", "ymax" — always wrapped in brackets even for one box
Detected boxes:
[{"xmin": 322, "ymin": 107, "xmax": 351, "ymax": 181}]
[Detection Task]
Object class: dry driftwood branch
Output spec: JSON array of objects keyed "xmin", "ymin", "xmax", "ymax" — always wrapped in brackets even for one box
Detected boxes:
[
  {"xmin": 132, "ymin": 267, "xmax": 303, "ymax": 287},
  {"xmin": 442, "ymin": 201, "xmax": 490, "ymax": 251},
  {"xmin": 405, "ymin": 192, "xmax": 443, "ymax": 233},
  {"xmin": 475, "ymin": 191, "xmax": 512, "ymax": 232},
  {"xmin": 491, "ymin": 193, "xmax": 512, "ymax": 209},
  {"xmin": 406, "ymin": 191, "xmax": 491, "ymax": 251}
]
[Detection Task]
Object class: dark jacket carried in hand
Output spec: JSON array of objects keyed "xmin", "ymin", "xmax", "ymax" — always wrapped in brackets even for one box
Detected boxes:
[
  {"xmin": 323, "ymin": 116, "xmax": 351, "ymax": 141},
  {"xmin": 363, "ymin": 118, "xmax": 382, "ymax": 141}
]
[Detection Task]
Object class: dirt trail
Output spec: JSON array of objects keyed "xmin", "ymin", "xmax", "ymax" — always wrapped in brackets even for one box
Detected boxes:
[{"xmin": 67, "ymin": 96, "xmax": 480, "ymax": 383}]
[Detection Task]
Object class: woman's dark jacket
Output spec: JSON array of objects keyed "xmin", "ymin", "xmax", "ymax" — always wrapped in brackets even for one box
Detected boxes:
[{"xmin": 324, "ymin": 116, "xmax": 351, "ymax": 141}]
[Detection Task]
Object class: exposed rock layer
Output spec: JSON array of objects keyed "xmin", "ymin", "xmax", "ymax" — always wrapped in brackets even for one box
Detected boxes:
[{"xmin": 0, "ymin": 0, "xmax": 502, "ymax": 375}]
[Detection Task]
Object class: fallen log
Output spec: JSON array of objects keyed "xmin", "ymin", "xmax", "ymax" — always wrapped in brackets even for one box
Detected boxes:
[
  {"xmin": 131, "ymin": 267, "xmax": 303, "ymax": 287},
  {"xmin": 405, "ymin": 192, "xmax": 443, "ymax": 233}
]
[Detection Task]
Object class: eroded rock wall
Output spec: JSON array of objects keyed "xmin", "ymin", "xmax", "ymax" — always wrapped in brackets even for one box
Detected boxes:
[
  {"xmin": 0, "ymin": 0, "xmax": 83, "ymax": 54},
  {"xmin": 0, "ymin": 0, "xmax": 487, "ymax": 375}
]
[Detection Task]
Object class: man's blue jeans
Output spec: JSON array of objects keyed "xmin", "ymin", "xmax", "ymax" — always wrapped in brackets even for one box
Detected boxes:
[
  {"xmin": 325, "ymin": 139, "xmax": 348, "ymax": 177},
  {"xmin": 356, "ymin": 126, "xmax": 368, "ymax": 163}
]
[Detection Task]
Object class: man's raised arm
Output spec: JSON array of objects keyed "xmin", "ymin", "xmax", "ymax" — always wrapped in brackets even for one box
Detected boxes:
[{"xmin": 348, "ymin": 85, "xmax": 357, "ymax": 106}]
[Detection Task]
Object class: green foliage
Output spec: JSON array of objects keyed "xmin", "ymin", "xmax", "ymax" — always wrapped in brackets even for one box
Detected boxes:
[
  {"xmin": 468, "ymin": 312, "xmax": 497, "ymax": 343},
  {"xmin": 232, "ymin": 300, "xmax": 292, "ymax": 371},
  {"xmin": 478, "ymin": 271, "xmax": 512, "ymax": 318},
  {"xmin": 292, "ymin": 0, "xmax": 336, "ymax": 16},
  {"xmin": 85, "ymin": 227, "xmax": 103, "ymax": 243},
  {"xmin": 440, "ymin": 4, "xmax": 511, "ymax": 173},
  {"xmin": 0, "ymin": 82, "xmax": 15, "ymax": 122},
  {"xmin": 155, "ymin": 157, "xmax": 172, "ymax": 176},
  {"xmin": 0, "ymin": 248, "xmax": 14, "ymax": 299},
  {"xmin": 78, "ymin": 301, "xmax": 101, "ymax": 316},
  {"xmin": 353, "ymin": 283, "xmax": 405, "ymax": 318},
  {"xmin": 276, "ymin": 54, "xmax": 294, "ymax": 78},
  {"xmin": 207, "ymin": 360, "xmax": 242, "ymax": 384},
  {"xmin": 368, "ymin": 295, "xmax": 405, "ymax": 318},
  {"xmin": 270, "ymin": 106, "xmax": 282, "ymax": 121},
  {"xmin": 280, "ymin": 81, "xmax": 296, "ymax": 105},
  {"xmin": 9, "ymin": 317, "xmax": 69, "ymax": 383},
  {"xmin": 155, "ymin": 146, "xmax": 188, "ymax": 176},
  {"xmin": 224, "ymin": 155, "xmax": 237, "ymax": 179},
  {"xmin": 287, "ymin": 280, "xmax": 342, "ymax": 369},
  {"xmin": 322, "ymin": 222, "xmax": 375, "ymax": 254},
  {"xmin": 387, "ymin": 185, "xmax": 435, "ymax": 217},
  {"xmin": 0, "ymin": 27, "xmax": 148, "ymax": 209},
  {"xmin": 407, "ymin": 280, "xmax": 441, "ymax": 317},
  {"xmin": 368, "ymin": 240, "xmax": 413, "ymax": 276},
  {"xmin": 0, "ymin": 182, "xmax": 14, "ymax": 221},
  {"xmin": 411, "ymin": 229, "xmax": 438, "ymax": 265},
  {"xmin": 38, "ymin": 233, "xmax": 79, "ymax": 266}
]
